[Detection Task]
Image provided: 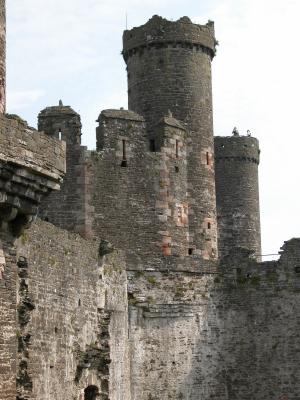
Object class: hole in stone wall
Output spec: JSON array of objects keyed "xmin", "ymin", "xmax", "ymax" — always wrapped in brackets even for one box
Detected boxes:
[
  {"xmin": 58, "ymin": 128, "xmax": 62, "ymax": 140},
  {"xmin": 175, "ymin": 166, "xmax": 179, "ymax": 173},
  {"xmin": 207, "ymin": 222, "xmax": 211, "ymax": 229},
  {"xmin": 150, "ymin": 139, "xmax": 156, "ymax": 152},
  {"xmin": 176, "ymin": 140, "xmax": 179, "ymax": 158},
  {"xmin": 84, "ymin": 385, "xmax": 99, "ymax": 400},
  {"xmin": 295, "ymin": 267, "xmax": 300, "ymax": 273},
  {"xmin": 54, "ymin": 327, "xmax": 58, "ymax": 334},
  {"xmin": 78, "ymin": 299, "xmax": 81, "ymax": 307},
  {"xmin": 206, "ymin": 152, "xmax": 210, "ymax": 165},
  {"xmin": 188, "ymin": 248, "xmax": 193, "ymax": 255},
  {"xmin": 128, "ymin": 292, "xmax": 134, "ymax": 300}
]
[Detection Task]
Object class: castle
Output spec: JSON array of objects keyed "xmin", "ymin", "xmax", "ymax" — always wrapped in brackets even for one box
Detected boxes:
[{"xmin": 1, "ymin": 1, "xmax": 300, "ymax": 399}]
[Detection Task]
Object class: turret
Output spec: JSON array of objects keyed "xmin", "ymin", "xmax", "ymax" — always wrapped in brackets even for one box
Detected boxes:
[
  {"xmin": 0, "ymin": 0, "xmax": 6, "ymax": 113},
  {"xmin": 123, "ymin": 16, "xmax": 218, "ymax": 260},
  {"xmin": 38, "ymin": 101, "xmax": 81, "ymax": 144},
  {"xmin": 38, "ymin": 103, "xmax": 91, "ymax": 237},
  {"xmin": 214, "ymin": 133, "xmax": 261, "ymax": 260}
]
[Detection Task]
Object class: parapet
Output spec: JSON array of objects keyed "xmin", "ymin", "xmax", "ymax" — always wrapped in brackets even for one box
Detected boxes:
[
  {"xmin": 155, "ymin": 114, "xmax": 186, "ymax": 131},
  {"xmin": 96, "ymin": 109, "xmax": 145, "ymax": 151},
  {"xmin": 38, "ymin": 104, "xmax": 79, "ymax": 119},
  {"xmin": 123, "ymin": 15, "xmax": 216, "ymax": 60},
  {"xmin": 0, "ymin": 114, "xmax": 65, "ymax": 183},
  {"xmin": 214, "ymin": 135, "xmax": 260, "ymax": 164},
  {"xmin": 0, "ymin": 114, "xmax": 65, "ymax": 235},
  {"xmin": 98, "ymin": 109, "xmax": 145, "ymax": 123}
]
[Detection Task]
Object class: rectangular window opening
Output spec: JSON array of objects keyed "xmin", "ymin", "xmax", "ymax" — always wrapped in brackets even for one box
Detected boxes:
[
  {"xmin": 121, "ymin": 139, "xmax": 127, "ymax": 167},
  {"xmin": 207, "ymin": 222, "xmax": 211, "ymax": 229},
  {"xmin": 188, "ymin": 248, "xmax": 193, "ymax": 255},
  {"xmin": 150, "ymin": 139, "xmax": 156, "ymax": 152},
  {"xmin": 176, "ymin": 140, "xmax": 179, "ymax": 158}
]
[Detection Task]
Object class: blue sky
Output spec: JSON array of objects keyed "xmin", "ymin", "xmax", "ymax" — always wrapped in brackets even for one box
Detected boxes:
[{"xmin": 7, "ymin": 0, "xmax": 300, "ymax": 257}]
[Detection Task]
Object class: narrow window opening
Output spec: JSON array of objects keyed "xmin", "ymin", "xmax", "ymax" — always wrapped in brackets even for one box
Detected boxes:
[
  {"xmin": 188, "ymin": 248, "xmax": 194, "ymax": 255},
  {"xmin": 54, "ymin": 327, "xmax": 58, "ymax": 334},
  {"xmin": 207, "ymin": 222, "xmax": 211, "ymax": 229},
  {"xmin": 78, "ymin": 299, "xmax": 81, "ymax": 307},
  {"xmin": 175, "ymin": 166, "xmax": 179, "ymax": 173},
  {"xmin": 176, "ymin": 140, "xmax": 179, "ymax": 158},
  {"xmin": 121, "ymin": 139, "xmax": 127, "ymax": 167},
  {"xmin": 206, "ymin": 152, "xmax": 210, "ymax": 165},
  {"xmin": 150, "ymin": 139, "xmax": 156, "ymax": 152},
  {"xmin": 58, "ymin": 128, "xmax": 62, "ymax": 140}
]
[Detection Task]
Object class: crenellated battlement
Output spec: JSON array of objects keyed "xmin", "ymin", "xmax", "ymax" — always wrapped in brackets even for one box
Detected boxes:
[
  {"xmin": 2, "ymin": 7, "xmax": 300, "ymax": 400},
  {"xmin": 219, "ymin": 239, "xmax": 300, "ymax": 288},
  {"xmin": 123, "ymin": 15, "xmax": 216, "ymax": 60},
  {"xmin": 214, "ymin": 135, "xmax": 260, "ymax": 164}
]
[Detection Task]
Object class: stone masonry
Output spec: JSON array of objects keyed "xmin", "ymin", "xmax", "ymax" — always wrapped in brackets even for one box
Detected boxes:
[
  {"xmin": 1, "ymin": 6, "xmax": 300, "ymax": 400},
  {"xmin": 0, "ymin": 113, "xmax": 65, "ymax": 400}
]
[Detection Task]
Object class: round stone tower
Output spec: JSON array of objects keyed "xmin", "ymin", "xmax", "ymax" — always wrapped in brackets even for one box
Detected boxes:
[
  {"xmin": 123, "ymin": 16, "xmax": 218, "ymax": 259},
  {"xmin": 214, "ymin": 134, "xmax": 261, "ymax": 260},
  {"xmin": 0, "ymin": 0, "xmax": 6, "ymax": 113}
]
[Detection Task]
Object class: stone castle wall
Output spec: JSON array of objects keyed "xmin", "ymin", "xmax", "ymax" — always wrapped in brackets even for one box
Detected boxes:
[
  {"xmin": 2, "ymin": 9, "xmax": 299, "ymax": 400},
  {"xmin": 16, "ymin": 219, "xmax": 130, "ymax": 400},
  {"xmin": 126, "ymin": 242, "xmax": 300, "ymax": 400},
  {"xmin": 0, "ymin": 114, "xmax": 65, "ymax": 400},
  {"xmin": 0, "ymin": 0, "xmax": 5, "ymax": 113},
  {"xmin": 92, "ymin": 110, "xmax": 194, "ymax": 263},
  {"xmin": 123, "ymin": 16, "xmax": 218, "ymax": 260}
]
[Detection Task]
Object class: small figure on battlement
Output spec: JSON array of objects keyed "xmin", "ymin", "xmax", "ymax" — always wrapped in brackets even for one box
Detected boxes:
[{"xmin": 232, "ymin": 127, "xmax": 239, "ymax": 136}]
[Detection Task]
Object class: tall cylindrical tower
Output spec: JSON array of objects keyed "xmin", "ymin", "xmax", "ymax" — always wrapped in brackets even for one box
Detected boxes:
[
  {"xmin": 0, "ymin": 0, "xmax": 5, "ymax": 113},
  {"xmin": 123, "ymin": 16, "xmax": 218, "ymax": 259},
  {"xmin": 214, "ymin": 135, "xmax": 261, "ymax": 260}
]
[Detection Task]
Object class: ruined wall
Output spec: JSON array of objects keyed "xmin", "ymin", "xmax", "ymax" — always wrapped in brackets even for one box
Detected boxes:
[
  {"xmin": 126, "ymin": 242, "xmax": 300, "ymax": 400},
  {"xmin": 0, "ymin": 114, "xmax": 65, "ymax": 400},
  {"xmin": 0, "ymin": 230, "xmax": 17, "ymax": 400},
  {"xmin": 0, "ymin": 0, "xmax": 5, "ymax": 113},
  {"xmin": 17, "ymin": 219, "xmax": 130, "ymax": 400},
  {"xmin": 123, "ymin": 16, "xmax": 218, "ymax": 260},
  {"xmin": 215, "ymin": 135, "xmax": 261, "ymax": 259}
]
